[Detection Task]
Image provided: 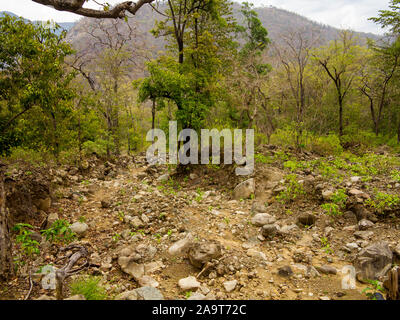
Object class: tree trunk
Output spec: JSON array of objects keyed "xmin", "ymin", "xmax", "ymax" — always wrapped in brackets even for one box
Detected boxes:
[
  {"xmin": 0, "ymin": 162, "xmax": 13, "ymax": 281},
  {"xmin": 338, "ymin": 96, "xmax": 344, "ymax": 137}
]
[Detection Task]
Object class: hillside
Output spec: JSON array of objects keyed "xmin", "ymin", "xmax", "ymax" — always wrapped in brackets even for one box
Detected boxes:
[{"xmin": 66, "ymin": 2, "xmax": 380, "ymax": 53}]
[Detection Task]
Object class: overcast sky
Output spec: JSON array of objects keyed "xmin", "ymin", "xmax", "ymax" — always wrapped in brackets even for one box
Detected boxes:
[{"xmin": 0, "ymin": 0, "xmax": 391, "ymax": 34}]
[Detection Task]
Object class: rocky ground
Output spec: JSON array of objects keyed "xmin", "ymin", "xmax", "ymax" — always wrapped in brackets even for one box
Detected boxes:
[{"xmin": 1, "ymin": 145, "xmax": 400, "ymax": 300}]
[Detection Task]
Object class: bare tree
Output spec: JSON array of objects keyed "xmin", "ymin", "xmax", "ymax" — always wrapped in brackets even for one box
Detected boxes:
[{"xmin": 273, "ymin": 27, "xmax": 322, "ymax": 148}]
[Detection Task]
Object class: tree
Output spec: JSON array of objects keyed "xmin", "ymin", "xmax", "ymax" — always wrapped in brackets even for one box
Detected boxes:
[
  {"xmin": 370, "ymin": 0, "xmax": 400, "ymax": 36},
  {"xmin": 273, "ymin": 26, "xmax": 321, "ymax": 148},
  {"xmin": 0, "ymin": 15, "xmax": 76, "ymax": 156},
  {"xmin": 32, "ymin": 0, "xmax": 154, "ymax": 19},
  {"xmin": 228, "ymin": 2, "xmax": 271, "ymax": 130},
  {"xmin": 313, "ymin": 31, "xmax": 363, "ymax": 137},
  {"xmin": 360, "ymin": 40, "xmax": 400, "ymax": 135}
]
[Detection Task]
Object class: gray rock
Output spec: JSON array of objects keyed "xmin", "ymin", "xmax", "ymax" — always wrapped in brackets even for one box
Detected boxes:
[
  {"xmin": 168, "ymin": 233, "xmax": 194, "ymax": 256},
  {"xmin": 178, "ymin": 276, "xmax": 201, "ymax": 291},
  {"xmin": 354, "ymin": 231, "xmax": 374, "ymax": 240},
  {"xmin": 115, "ymin": 290, "xmax": 139, "ymax": 300},
  {"xmin": 130, "ymin": 216, "xmax": 144, "ymax": 228},
  {"xmin": 251, "ymin": 201, "xmax": 267, "ymax": 213},
  {"xmin": 278, "ymin": 266, "xmax": 293, "ymax": 277},
  {"xmin": 70, "ymin": 222, "xmax": 88, "ymax": 236},
  {"xmin": 46, "ymin": 212, "xmax": 59, "ymax": 228},
  {"xmin": 358, "ymin": 219, "xmax": 374, "ymax": 230},
  {"xmin": 232, "ymin": 178, "xmax": 255, "ymax": 200},
  {"xmin": 251, "ymin": 213, "xmax": 276, "ymax": 227},
  {"xmin": 188, "ymin": 242, "xmax": 222, "ymax": 269},
  {"xmin": 187, "ymin": 292, "xmax": 207, "ymax": 300},
  {"xmin": 64, "ymin": 294, "xmax": 86, "ymax": 300},
  {"xmin": 315, "ymin": 265, "xmax": 337, "ymax": 275},
  {"xmin": 134, "ymin": 286, "xmax": 164, "ymax": 300},
  {"xmin": 261, "ymin": 224, "xmax": 278, "ymax": 239},
  {"xmin": 223, "ymin": 280, "xmax": 238, "ymax": 292},
  {"xmin": 138, "ymin": 275, "xmax": 159, "ymax": 288},
  {"xmin": 355, "ymin": 241, "xmax": 393, "ymax": 282}
]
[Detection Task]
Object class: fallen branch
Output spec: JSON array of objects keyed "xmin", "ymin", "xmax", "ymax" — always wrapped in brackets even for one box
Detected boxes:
[{"xmin": 55, "ymin": 244, "xmax": 89, "ymax": 300}]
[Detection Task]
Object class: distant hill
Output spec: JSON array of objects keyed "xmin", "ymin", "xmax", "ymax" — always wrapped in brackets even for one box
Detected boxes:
[
  {"xmin": 0, "ymin": 11, "xmax": 75, "ymax": 34},
  {"xmin": 66, "ymin": 2, "xmax": 380, "ymax": 54}
]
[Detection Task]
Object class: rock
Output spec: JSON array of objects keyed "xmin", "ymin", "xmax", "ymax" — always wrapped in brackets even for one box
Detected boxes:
[
  {"xmin": 394, "ymin": 244, "xmax": 400, "ymax": 258},
  {"xmin": 345, "ymin": 242, "xmax": 359, "ymax": 252},
  {"xmin": 261, "ymin": 224, "xmax": 278, "ymax": 239},
  {"xmin": 358, "ymin": 219, "xmax": 374, "ymax": 230},
  {"xmin": 322, "ymin": 190, "xmax": 334, "ymax": 201},
  {"xmin": 251, "ymin": 213, "xmax": 276, "ymax": 227},
  {"xmin": 134, "ymin": 286, "xmax": 164, "ymax": 300},
  {"xmin": 178, "ymin": 276, "xmax": 201, "ymax": 291},
  {"xmin": 70, "ymin": 222, "xmax": 88, "ymax": 236},
  {"xmin": 188, "ymin": 242, "xmax": 222, "ymax": 268},
  {"xmin": 278, "ymin": 266, "xmax": 293, "ymax": 277},
  {"xmin": 130, "ymin": 216, "xmax": 144, "ymax": 228},
  {"xmin": 355, "ymin": 241, "xmax": 393, "ymax": 282},
  {"xmin": 349, "ymin": 189, "xmax": 364, "ymax": 196},
  {"xmin": 251, "ymin": 201, "xmax": 267, "ymax": 213},
  {"xmin": 46, "ymin": 212, "xmax": 59, "ymax": 228},
  {"xmin": 115, "ymin": 290, "xmax": 139, "ymax": 300},
  {"xmin": 118, "ymin": 247, "xmax": 145, "ymax": 280},
  {"xmin": 354, "ymin": 231, "xmax": 374, "ymax": 240},
  {"xmin": 316, "ymin": 265, "xmax": 337, "ymax": 275},
  {"xmin": 343, "ymin": 211, "xmax": 358, "ymax": 224},
  {"xmin": 187, "ymin": 292, "xmax": 207, "ymax": 300},
  {"xmin": 157, "ymin": 173, "xmax": 169, "ymax": 182},
  {"xmin": 223, "ymin": 280, "xmax": 238, "ymax": 292},
  {"xmin": 232, "ymin": 178, "xmax": 255, "ymax": 200},
  {"xmin": 168, "ymin": 233, "xmax": 194, "ymax": 256},
  {"xmin": 64, "ymin": 294, "xmax": 86, "ymax": 300},
  {"xmin": 101, "ymin": 200, "xmax": 111, "ymax": 208},
  {"xmin": 35, "ymin": 295, "xmax": 56, "ymax": 300},
  {"xmin": 139, "ymin": 276, "xmax": 159, "ymax": 288},
  {"xmin": 297, "ymin": 213, "xmax": 316, "ymax": 226}
]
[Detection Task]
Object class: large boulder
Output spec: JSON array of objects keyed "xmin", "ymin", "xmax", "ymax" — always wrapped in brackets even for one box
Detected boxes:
[
  {"xmin": 355, "ymin": 241, "xmax": 393, "ymax": 282},
  {"xmin": 232, "ymin": 179, "xmax": 255, "ymax": 200}
]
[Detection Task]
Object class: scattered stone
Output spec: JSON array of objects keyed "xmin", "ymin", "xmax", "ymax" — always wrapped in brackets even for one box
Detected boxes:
[
  {"xmin": 70, "ymin": 222, "xmax": 88, "ymax": 236},
  {"xmin": 316, "ymin": 265, "xmax": 337, "ymax": 275},
  {"xmin": 188, "ymin": 242, "xmax": 222, "ymax": 269},
  {"xmin": 46, "ymin": 212, "xmax": 59, "ymax": 228},
  {"xmin": 64, "ymin": 294, "xmax": 86, "ymax": 300},
  {"xmin": 261, "ymin": 224, "xmax": 278, "ymax": 239},
  {"xmin": 157, "ymin": 173, "xmax": 169, "ymax": 182},
  {"xmin": 223, "ymin": 280, "xmax": 238, "ymax": 293},
  {"xmin": 35, "ymin": 295, "xmax": 56, "ymax": 300},
  {"xmin": 251, "ymin": 201, "xmax": 267, "ymax": 213},
  {"xmin": 139, "ymin": 276, "xmax": 159, "ymax": 288},
  {"xmin": 115, "ymin": 290, "xmax": 138, "ymax": 300},
  {"xmin": 178, "ymin": 276, "xmax": 201, "ymax": 291},
  {"xmin": 278, "ymin": 266, "xmax": 293, "ymax": 277},
  {"xmin": 354, "ymin": 231, "xmax": 374, "ymax": 240},
  {"xmin": 168, "ymin": 233, "xmax": 194, "ymax": 256},
  {"xmin": 251, "ymin": 213, "xmax": 276, "ymax": 227},
  {"xmin": 134, "ymin": 286, "xmax": 164, "ymax": 300},
  {"xmin": 358, "ymin": 219, "xmax": 374, "ymax": 230}
]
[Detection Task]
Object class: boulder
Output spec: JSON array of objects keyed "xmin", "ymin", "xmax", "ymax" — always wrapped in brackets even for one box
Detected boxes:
[
  {"xmin": 355, "ymin": 241, "xmax": 393, "ymax": 282},
  {"xmin": 232, "ymin": 178, "xmax": 255, "ymax": 200},
  {"xmin": 178, "ymin": 276, "xmax": 201, "ymax": 291},
  {"xmin": 251, "ymin": 213, "xmax": 276, "ymax": 227}
]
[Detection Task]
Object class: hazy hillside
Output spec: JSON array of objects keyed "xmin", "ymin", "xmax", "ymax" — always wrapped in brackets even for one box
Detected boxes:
[
  {"xmin": 0, "ymin": 10, "xmax": 75, "ymax": 33},
  {"xmin": 66, "ymin": 2, "xmax": 380, "ymax": 53}
]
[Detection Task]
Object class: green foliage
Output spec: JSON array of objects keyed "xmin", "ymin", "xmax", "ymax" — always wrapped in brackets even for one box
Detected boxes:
[
  {"xmin": 320, "ymin": 237, "xmax": 334, "ymax": 254},
  {"xmin": 362, "ymin": 280, "xmax": 385, "ymax": 300},
  {"xmin": 70, "ymin": 276, "xmax": 108, "ymax": 300},
  {"xmin": 321, "ymin": 203, "xmax": 342, "ymax": 216},
  {"xmin": 365, "ymin": 191, "xmax": 400, "ymax": 214},
  {"xmin": 276, "ymin": 174, "xmax": 305, "ymax": 203},
  {"xmin": 41, "ymin": 219, "xmax": 76, "ymax": 244},
  {"xmin": 12, "ymin": 223, "xmax": 40, "ymax": 256},
  {"xmin": 331, "ymin": 189, "xmax": 348, "ymax": 208},
  {"xmin": 0, "ymin": 14, "xmax": 76, "ymax": 156}
]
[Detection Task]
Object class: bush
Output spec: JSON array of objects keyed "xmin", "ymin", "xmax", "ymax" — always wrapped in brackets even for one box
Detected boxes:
[
  {"xmin": 70, "ymin": 276, "xmax": 108, "ymax": 300},
  {"xmin": 309, "ymin": 134, "xmax": 343, "ymax": 156}
]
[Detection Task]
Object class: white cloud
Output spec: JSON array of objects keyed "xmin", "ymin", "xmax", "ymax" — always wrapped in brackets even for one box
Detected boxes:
[{"xmin": 0, "ymin": 0, "xmax": 391, "ymax": 34}]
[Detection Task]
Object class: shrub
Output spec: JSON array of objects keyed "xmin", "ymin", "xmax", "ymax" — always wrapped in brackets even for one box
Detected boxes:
[
  {"xmin": 309, "ymin": 134, "xmax": 343, "ymax": 156},
  {"xmin": 41, "ymin": 219, "xmax": 76, "ymax": 244},
  {"xmin": 70, "ymin": 276, "xmax": 108, "ymax": 300},
  {"xmin": 12, "ymin": 223, "xmax": 40, "ymax": 256}
]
